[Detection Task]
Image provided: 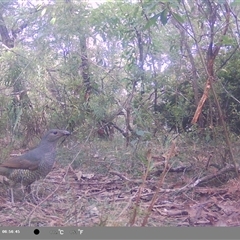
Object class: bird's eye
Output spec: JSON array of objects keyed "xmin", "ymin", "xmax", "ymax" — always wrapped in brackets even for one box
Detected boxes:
[{"xmin": 53, "ymin": 131, "xmax": 58, "ymax": 135}]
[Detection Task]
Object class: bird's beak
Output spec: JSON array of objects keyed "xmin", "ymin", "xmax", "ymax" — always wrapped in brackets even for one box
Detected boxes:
[{"xmin": 62, "ymin": 130, "xmax": 71, "ymax": 136}]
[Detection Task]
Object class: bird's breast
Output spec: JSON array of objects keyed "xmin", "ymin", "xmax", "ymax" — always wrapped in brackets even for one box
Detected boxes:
[{"xmin": 38, "ymin": 151, "xmax": 56, "ymax": 177}]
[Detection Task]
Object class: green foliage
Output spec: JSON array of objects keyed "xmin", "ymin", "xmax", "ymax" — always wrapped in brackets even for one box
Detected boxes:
[
  {"xmin": 0, "ymin": 0, "xmax": 239, "ymax": 144},
  {"xmin": 218, "ymin": 55, "xmax": 240, "ymax": 134},
  {"xmin": 154, "ymin": 83, "xmax": 194, "ymax": 132}
]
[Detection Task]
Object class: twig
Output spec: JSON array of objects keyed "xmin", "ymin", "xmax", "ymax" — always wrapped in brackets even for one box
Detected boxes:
[
  {"xmin": 109, "ymin": 170, "xmax": 142, "ymax": 183},
  {"xmin": 141, "ymin": 141, "xmax": 176, "ymax": 226},
  {"xmin": 175, "ymin": 164, "xmax": 239, "ymax": 195}
]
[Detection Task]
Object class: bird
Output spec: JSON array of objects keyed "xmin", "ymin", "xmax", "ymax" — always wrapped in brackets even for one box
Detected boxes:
[{"xmin": 0, "ymin": 129, "xmax": 71, "ymax": 203}]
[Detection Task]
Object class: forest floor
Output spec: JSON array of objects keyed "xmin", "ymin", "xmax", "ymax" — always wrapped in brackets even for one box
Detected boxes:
[{"xmin": 1, "ymin": 134, "xmax": 240, "ymax": 226}]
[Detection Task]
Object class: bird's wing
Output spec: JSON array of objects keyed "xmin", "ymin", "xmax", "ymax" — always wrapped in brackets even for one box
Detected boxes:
[{"xmin": 0, "ymin": 156, "xmax": 39, "ymax": 170}]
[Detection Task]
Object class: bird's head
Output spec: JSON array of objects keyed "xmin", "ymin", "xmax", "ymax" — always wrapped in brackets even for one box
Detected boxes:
[{"xmin": 41, "ymin": 129, "xmax": 71, "ymax": 143}]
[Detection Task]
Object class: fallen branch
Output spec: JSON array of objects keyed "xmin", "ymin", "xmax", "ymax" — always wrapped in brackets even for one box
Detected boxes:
[{"xmin": 175, "ymin": 164, "xmax": 238, "ymax": 195}]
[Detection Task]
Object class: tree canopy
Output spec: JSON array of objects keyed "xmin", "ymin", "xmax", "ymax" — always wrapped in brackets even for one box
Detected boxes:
[{"xmin": 1, "ymin": 0, "xmax": 239, "ymax": 142}]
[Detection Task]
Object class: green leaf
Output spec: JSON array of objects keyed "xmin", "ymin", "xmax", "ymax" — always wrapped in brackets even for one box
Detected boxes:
[
  {"xmin": 136, "ymin": 130, "xmax": 147, "ymax": 137},
  {"xmin": 130, "ymin": 139, "xmax": 138, "ymax": 147},
  {"xmin": 50, "ymin": 17, "xmax": 56, "ymax": 25},
  {"xmin": 160, "ymin": 9, "xmax": 168, "ymax": 25},
  {"xmin": 231, "ymin": 0, "xmax": 240, "ymax": 6},
  {"xmin": 217, "ymin": 0, "xmax": 226, "ymax": 4},
  {"xmin": 221, "ymin": 36, "xmax": 235, "ymax": 46},
  {"xmin": 219, "ymin": 69, "xmax": 228, "ymax": 73},
  {"xmin": 41, "ymin": 8, "xmax": 47, "ymax": 17},
  {"xmin": 172, "ymin": 12, "xmax": 184, "ymax": 23},
  {"xmin": 143, "ymin": 13, "xmax": 161, "ymax": 30},
  {"xmin": 133, "ymin": 6, "xmax": 139, "ymax": 18}
]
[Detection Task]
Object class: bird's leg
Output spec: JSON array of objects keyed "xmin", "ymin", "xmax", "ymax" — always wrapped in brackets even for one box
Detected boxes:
[
  {"xmin": 30, "ymin": 192, "xmax": 38, "ymax": 205},
  {"xmin": 25, "ymin": 185, "xmax": 38, "ymax": 204},
  {"xmin": 25, "ymin": 185, "xmax": 31, "ymax": 193},
  {"xmin": 10, "ymin": 187, "xmax": 14, "ymax": 204},
  {"xmin": 4, "ymin": 179, "xmax": 15, "ymax": 204}
]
